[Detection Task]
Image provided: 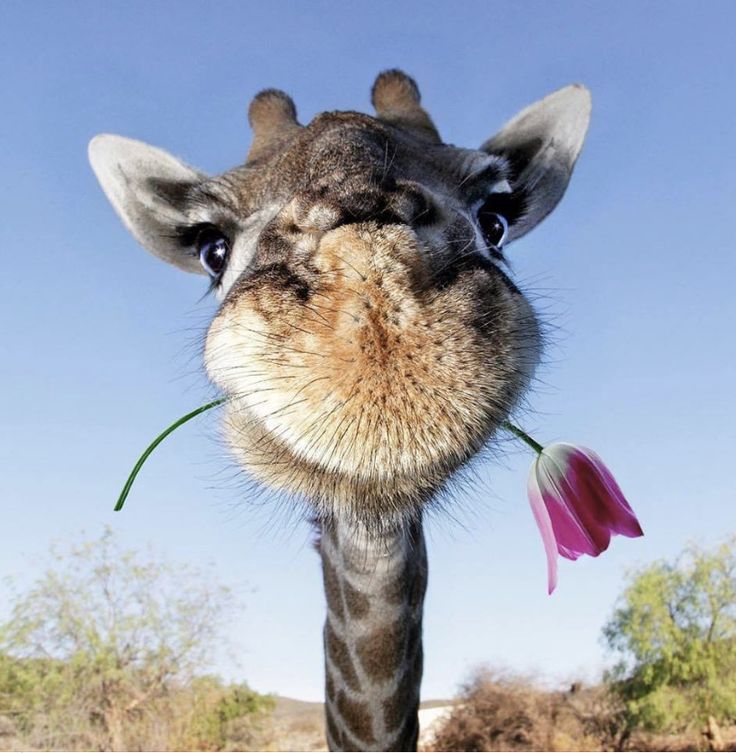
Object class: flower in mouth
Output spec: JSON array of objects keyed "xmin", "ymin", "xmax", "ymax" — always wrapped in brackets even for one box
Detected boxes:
[
  {"xmin": 112, "ymin": 401, "xmax": 643, "ymax": 598},
  {"xmin": 503, "ymin": 423, "xmax": 644, "ymax": 593},
  {"xmin": 529, "ymin": 443, "xmax": 644, "ymax": 593}
]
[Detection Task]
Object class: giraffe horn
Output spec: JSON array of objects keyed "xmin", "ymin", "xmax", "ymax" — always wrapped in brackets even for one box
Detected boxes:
[
  {"xmin": 247, "ymin": 88, "xmax": 301, "ymax": 162},
  {"xmin": 371, "ymin": 69, "xmax": 441, "ymax": 143}
]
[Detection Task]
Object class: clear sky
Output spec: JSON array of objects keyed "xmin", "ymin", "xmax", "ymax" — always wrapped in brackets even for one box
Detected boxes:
[{"xmin": 1, "ymin": 0, "xmax": 735, "ymax": 701}]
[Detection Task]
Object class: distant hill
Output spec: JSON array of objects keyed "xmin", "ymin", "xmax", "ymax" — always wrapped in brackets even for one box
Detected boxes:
[{"xmin": 268, "ymin": 696, "xmax": 326, "ymax": 751}]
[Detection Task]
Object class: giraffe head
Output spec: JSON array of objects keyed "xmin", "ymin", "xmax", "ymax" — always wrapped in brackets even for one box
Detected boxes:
[{"xmin": 89, "ymin": 70, "xmax": 590, "ymax": 532}]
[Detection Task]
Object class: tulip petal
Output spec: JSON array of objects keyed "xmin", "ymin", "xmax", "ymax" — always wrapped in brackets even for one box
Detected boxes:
[
  {"xmin": 523, "ymin": 438, "xmax": 643, "ymax": 594},
  {"xmin": 537, "ymin": 452, "xmax": 608, "ymax": 558},
  {"xmin": 554, "ymin": 445, "xmax": 643, "ymax": 543},
  {"xmin": 527, "ymin": 466, "xmax": 558, "ymax": 594},
  {"xmin": 574, "ymin": 446, "xmax": 644, "ymax": 538}
]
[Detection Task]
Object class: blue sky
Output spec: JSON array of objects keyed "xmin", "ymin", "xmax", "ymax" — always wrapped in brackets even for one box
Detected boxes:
[{"xmin": 1, "ymin": 0, "xmax": 735, "ymax": 701}]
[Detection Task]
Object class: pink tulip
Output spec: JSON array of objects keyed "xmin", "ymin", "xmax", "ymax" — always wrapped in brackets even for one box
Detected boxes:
[{"xmin": 525, "ymin": 443, "xmax": 643, "ymax": 593}]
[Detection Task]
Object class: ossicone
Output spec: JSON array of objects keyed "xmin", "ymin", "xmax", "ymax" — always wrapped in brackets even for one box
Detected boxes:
[
  {"xmin": 247, "ymin": 88, "xmax": 301, "ymax": 162},
  {"xmin": 371, "ymin": 69, "xmax": 440, "ymax": 143}
]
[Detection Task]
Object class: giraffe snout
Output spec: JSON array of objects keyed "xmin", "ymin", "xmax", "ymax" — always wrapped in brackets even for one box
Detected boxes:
[{"xmin": 204, "ymin": 220, "xmax": 536, "ymax": 505}]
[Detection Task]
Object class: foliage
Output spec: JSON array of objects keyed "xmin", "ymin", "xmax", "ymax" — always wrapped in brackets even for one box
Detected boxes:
[
  {"xmin": 603, "ymin": 535, "xmax": 736, "ymax": 734},
  {"xmin": 183, "ymin": 676, "xmax": 274, "ymax": 751},
  {"xmin": 0, "ymin": 529, "xmax": 272, "ymax": 751}
]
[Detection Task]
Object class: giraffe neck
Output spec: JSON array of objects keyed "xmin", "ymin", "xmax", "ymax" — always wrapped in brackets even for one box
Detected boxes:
[{"xmin": 320, "ymin": 516, "xmax": 427, "ymax": 752}]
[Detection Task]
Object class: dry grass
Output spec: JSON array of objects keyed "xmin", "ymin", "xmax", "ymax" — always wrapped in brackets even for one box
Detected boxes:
[
  {"xmin": 425, "ymin": 668, "xmax": 603, "ymax": 752},
  {"xmin": 425, "ymin": 669, "xmax": 736, "ymax": 753},
  {"xmin": 4, "ymin": 677, "xmax": 736, "ymax": 752},
  {"xmin": 260, "ymin": 697, "xmax": 326, "ymax": 752}
]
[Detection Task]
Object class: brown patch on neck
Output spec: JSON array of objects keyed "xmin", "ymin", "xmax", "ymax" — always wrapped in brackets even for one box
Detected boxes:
[
  {"xmin": 325, "ymin": 709, "xmax": 343, "ymax": 751},
  {"xmin": 336, "ymin": 690, "xmax": 376, "ymax": 745},
  {"xmin": 387, "ymin": 714, "xmax": 420, "ymax": 752},
  {"xmin": 382, "ymin": 649, "xmax": 422, "ymax": 733},
  {"xmin": 355, "ymin": 619, "xmax": 406, "ymax": 683},
  {"xmin": 383, "ymin": 561, "xmax": 415, "ymax": 605},
  {"xmin": 325, "ymin": 621, "xmax": 362, "ymax": 693},
  {"xmin": 343, "ymin": 580, "xmax": 370, "ymax": 619}
]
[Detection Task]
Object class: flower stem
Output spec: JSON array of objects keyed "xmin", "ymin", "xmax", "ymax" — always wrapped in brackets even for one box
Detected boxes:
[
  {"xmin": 114, "ymin": 397, "xmax": 227, "ymax": 512},
  {"xmin": 114, "ymin": 402, "xmax": 543, "ymax": 511},
  {"xmin": 501, "ymin": 420, "xmax": 544, "ymax": 454}
]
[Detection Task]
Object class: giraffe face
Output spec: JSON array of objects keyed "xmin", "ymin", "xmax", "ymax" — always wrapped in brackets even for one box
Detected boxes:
[
  {"xmin": 200, "ymin": 111, "xmax": 540, "ymax": 519},
  {"xmin": 89, "ymin": 71, "xmax": 590, "ymax": 528}
]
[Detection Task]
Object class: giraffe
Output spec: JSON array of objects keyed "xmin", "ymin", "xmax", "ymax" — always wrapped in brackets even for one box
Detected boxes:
[{"xmin": 89, "ymin": 70, "xmax": 591, "ymax": 751}]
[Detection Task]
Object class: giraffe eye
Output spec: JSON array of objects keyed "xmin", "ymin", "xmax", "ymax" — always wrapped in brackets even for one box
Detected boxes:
[
  {"xmin": 197, "ymin": 228, "xmax": 230, "ymax": 278},
  {"xmin": 477, "ymin": 204, "xmax": 509, "ymax": 249}
]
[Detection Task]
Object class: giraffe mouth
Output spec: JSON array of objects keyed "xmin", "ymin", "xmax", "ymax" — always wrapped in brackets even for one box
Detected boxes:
[{"xmin": 204, "ymin": 222, "xmax": 540, "ymax": 514}]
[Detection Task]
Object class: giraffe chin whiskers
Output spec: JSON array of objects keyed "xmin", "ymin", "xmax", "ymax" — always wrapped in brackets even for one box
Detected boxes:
[{"xmin": 203, "ymin": 221, "xmax": 540, "ymax": 530}]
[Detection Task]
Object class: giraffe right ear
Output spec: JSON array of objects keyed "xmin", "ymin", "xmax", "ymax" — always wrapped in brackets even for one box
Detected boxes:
[
  {"xmin": 481, "ymin": 85, "xmax": 591, "ymax": 242},
  {"xmin": 88, "ymin": 134, "xmax": 208, "ymax": 274}
]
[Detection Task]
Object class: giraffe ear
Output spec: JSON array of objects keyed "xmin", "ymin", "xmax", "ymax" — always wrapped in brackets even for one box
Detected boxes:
[
  {"xmin": 481, "ymin": 84, "xmax": 591, "ymax": 242},
  {"xmin": 88, "ymin": 134, "xmax": 208, "ymax": 274}
]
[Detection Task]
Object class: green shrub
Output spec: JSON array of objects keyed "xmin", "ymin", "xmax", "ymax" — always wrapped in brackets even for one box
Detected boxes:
[{"xmin": 603, "ymin": 535, "xmax": 736, "ymax": 734}]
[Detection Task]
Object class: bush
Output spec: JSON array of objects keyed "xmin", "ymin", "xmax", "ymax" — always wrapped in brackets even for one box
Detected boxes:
[
  {"xmin": 427, "ymin": 669, "xmax": 610, "ymax": 752},
  {"xmin": 182, "ymin": 676, "xmax": 275, "ymax": 751},
  {"xmin": 603, "ymin": 535, "xmax": 736, "ymax": 735}
]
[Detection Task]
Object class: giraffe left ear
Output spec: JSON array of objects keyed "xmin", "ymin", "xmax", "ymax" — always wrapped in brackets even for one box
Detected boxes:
[
  {"xmin": 88, "ymin": 134, "xmax": 208, "ymax": 274},
  {"xmin": 481, "ymin": 84, "xmax": 591, "ymax": 242}
]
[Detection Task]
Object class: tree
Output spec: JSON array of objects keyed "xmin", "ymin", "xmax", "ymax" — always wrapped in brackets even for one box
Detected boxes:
[
  {"xmin": 603, "ymin": 535, "xmax": 736, "ymax": 734},
  {"xmin": 0, "ymin": 529, "xmax": 247, "ymax": 750}
]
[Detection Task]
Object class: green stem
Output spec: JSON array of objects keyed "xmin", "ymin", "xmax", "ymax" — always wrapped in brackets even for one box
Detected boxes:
[
  {"xmin": 115, "ymin": 402, "xmax": 542, "ymax": 510},
  {"xmin": 114, "ymin": 397, "xmax": 227, "ymax": 512},
  {"xmin": 501, "ymin": 420, "xmax": 545, "ymax": 455}
]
